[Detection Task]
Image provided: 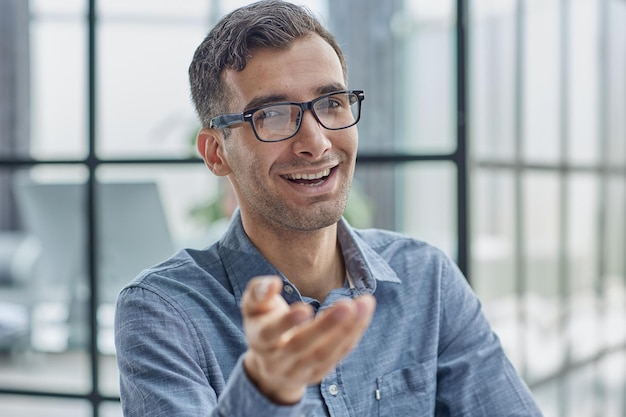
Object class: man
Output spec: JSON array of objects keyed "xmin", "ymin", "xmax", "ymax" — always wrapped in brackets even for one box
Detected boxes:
[{"xmin": 114, "ymin": 1, "xmax": 543, "ymax": 416}]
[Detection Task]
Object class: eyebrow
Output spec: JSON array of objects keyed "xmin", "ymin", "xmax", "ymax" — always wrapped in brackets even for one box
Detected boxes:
[
  {"xmin": 244, "ymin": 94, "xmax": 289, "ymax": 112},
  {"xmin": 243, "ymin": 83, "xmax": 347, "ymax": 112}
]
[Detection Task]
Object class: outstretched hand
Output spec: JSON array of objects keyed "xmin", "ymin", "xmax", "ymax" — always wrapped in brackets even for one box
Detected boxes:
[{"xmin": 241, "ymin": 276, "xmax": 376, "ymax": 405}]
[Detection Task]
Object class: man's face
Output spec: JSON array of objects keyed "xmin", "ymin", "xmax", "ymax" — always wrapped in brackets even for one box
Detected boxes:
[{"xmin": 218, "ymin": 34, "xmax": 358, "ymax": 234}]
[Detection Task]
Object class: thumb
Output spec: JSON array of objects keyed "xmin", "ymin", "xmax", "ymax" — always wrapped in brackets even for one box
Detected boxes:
[{"xmin": 242, "ymin": 275, "xmax": 285, "ymax": 316}]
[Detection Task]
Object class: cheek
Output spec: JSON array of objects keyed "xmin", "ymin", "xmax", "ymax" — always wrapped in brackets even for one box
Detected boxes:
[
  {"xmin": 224, "ymin": 136, "xmax": 255, "ymax": 169},
  {"xmin": 343, "ymin": 132, "xmax": 359, "ymax": 160},
  {"xmin": 227, "ymin": 142, "xmax": 269, "ymax": 184},
  {"xmin": 233, "ymin": 139, "xmax": 289, "ymax": 173}
]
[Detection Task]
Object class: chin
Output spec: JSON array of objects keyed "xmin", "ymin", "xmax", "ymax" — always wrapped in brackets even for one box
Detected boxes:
[{"xmin": 282, "ymin": 205, "xmax": 345, "ymax": 232}]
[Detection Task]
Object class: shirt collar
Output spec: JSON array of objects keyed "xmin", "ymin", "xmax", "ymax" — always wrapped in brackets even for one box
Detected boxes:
[
  {"xmin": 336, "ymin": 217, "xmax": 401, "ymax": 288},
  {"xmin": 217, "ymin": 210, "xmax": 401, "ymax": 305}
]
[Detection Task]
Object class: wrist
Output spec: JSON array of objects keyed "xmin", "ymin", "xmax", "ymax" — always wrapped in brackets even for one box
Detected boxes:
[{"xmin": 243, "ymin": 352, "xmax": 306, "ymax": 405}]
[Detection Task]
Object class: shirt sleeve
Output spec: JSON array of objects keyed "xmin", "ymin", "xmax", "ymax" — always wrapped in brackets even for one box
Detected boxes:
[
  {"xmin": 114, "ymin": 285, "xmax": 317, "ymax": 417},
  {"xmin": 434, "ymin": 259, "xmax": 544, "ymax": 416}
]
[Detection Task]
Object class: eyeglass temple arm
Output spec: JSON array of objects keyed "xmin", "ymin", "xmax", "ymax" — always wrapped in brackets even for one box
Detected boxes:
[{"xmin": 209, "ymin": 113, "xmax": 247, "ymax": 129}]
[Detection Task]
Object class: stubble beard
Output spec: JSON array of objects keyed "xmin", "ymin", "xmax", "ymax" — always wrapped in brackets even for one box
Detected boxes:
[{"xmin": 239, "ymin": 172, "xmax": 352, "ymax": 234}]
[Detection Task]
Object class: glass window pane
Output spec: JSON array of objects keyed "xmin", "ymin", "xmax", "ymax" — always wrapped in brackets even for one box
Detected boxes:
[
  {"xmin": 522, "ymin": 171, "xmax": 564, "ymax": 381},
  {"xmin": 98, "ymin": 0, "xmax": 210, "ymax": 18},
  {"xmin": 530, "ymin": 379, "xmax": 560, "ymax": 417},
  {"xmin": 100, "ymin": 401, "xmax": 123, "ymax": 417},
  {"xmin": 604, "ymin": 177, "xmax": 626, "ymax": 349},
  {"xmin": 352, "ymin": 162, "xmax": 457, "ymax": 259},
  {"xmin": 566, "ymin": 366, "xmax": 597, "ymax": 416},
  {"xmin": 598, "ymin": 350, "xmax": 626, "ymax": 417},
  {"xmin": 97, "ymin": 22, "xmax": 207, "ymax": 159},
  {"xmin": 13, "ymin": 165, "xmax": 90, "ymax": 353},
  {"xmin": 0, "ymin": 1, "xmax": 30, "ymax": 159},
  {"xmin": 95, "ymin": 164, "xmax": 224, "ymax": 250},
  {"xmin": 607, "ymin": 1, "xmax": 626, "ymax": 166},
  {"xmin": 100, "ymin": 353, "xmax": 120, "ymax": 398},
  {"xmin": 220, "ymin": 0, "xmax": 327, "ymax": 20},
  {"xmin": 395, "ymin": 0, "xmax": 456, "ymax": 154},
  {"xmin": 0, "ymin": 396, "xmax": 92, "ymax": 417},
  {"xmin": 472, "ymin": 169, "xmax": 517, "ymax": 300},
  {"xmin": 471, "ymin": 169, "xmax": 521, "ymax": 367},
  {"xmin": 30, "ymin": 18, "xmax": 87, "ymax": 159},
  {"xmin": 0, "ymin": 165, "xmax": 91, "ymax": 393},
  {"xmin": 469, "ymin": 0, "xmax": 517, "ymax": 161},
  {"xmin": 604, "ymin": 177, "xmax": 625, "ymax": 279},
  {"xmin": 0, "ymin": 351, "xmax": 90, "ymax": 394},
  {"xmin": 523, "ymin": 0, "xmax": 560, "ymax": 163},
  {"xmin": 400, "ymin": 162, "xmax": 457, "ymax": 257},
  {"xmin": 350, "ymin": 166, "xmax": 395, "ymax": 231},
  {"xmin": 568, "ymin": 0, "xmax": 599, "ymax": 165},
  {"xmin": 567, "ymin": 174, "xmax": 599, "ymax": 293},
  {"xmin": 470, "ymin": 170, "xmax": 523, "ymax": 371},
  {"xmin": 30, "ymin": 0, "xmax": 85, "ymax": 15},
  {"xmin": 567, "ymin": 174, "xmax": 600, "ymax": 361},
  {"xmin": 523, "ymin": 172, "xmax": 560, "ymax": 297}
]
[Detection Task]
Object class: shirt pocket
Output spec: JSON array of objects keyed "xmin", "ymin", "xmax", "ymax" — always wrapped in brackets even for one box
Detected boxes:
[{"xmin": 376, "ymin": 358, "xmax": 436, "ymax": 417}]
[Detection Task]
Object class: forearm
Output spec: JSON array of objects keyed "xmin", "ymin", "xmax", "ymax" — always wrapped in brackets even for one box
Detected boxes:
[
  {"xmin": 115, "ymin": 285, "xmax": 319, "ymax": 417},
  {"xmin": 118, "ymin": 355, "xmax": 318, "ymax": 417}
]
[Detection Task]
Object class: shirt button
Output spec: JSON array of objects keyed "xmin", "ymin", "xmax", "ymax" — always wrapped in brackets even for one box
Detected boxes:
[
  {"xmin": 284, "ymin": 285, "xmax": 294, "ymax": 294},
  {"xmin": 328, "ymin": 384, "xmax": 339, "ymax": 396}
]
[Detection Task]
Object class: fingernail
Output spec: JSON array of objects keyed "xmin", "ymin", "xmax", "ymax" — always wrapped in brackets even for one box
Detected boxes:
[{"xmin": 254, "ymin": 278, "xmax": 271, "ymax": 301}]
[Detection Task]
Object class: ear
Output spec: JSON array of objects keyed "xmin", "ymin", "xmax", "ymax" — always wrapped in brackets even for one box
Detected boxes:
[{"xmin": 196, "ymin": 128, "xmax": 231, "ymax": 176}]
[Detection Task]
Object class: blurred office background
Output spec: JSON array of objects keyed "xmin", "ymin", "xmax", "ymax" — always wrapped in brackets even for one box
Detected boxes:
[{"xmin": 0, "ymin": 0, "xmax": 624, "ymax": 416}]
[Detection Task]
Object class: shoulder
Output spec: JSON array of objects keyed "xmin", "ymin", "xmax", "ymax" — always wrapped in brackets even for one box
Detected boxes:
[
  {"xmin": 340, "ymin": 224, "xmax": 465, "ymax": 300},
  {"xmin": 119, "ymin": 244, "xmax": 230, "ymax": 305},
  {"xmin": 131, "ymin": 244, "xmax": 222, "ymax": 282}
]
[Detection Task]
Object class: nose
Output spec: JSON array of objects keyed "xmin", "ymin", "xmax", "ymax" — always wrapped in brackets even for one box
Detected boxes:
[{"xmin": 291, "ymin": 110, "xmax": 331, "ymax": 159}]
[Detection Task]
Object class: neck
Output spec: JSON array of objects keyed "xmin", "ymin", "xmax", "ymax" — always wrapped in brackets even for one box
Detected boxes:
[{"xmin": 242, "ymin": 218, "xmax": 345, "ymax": 302}]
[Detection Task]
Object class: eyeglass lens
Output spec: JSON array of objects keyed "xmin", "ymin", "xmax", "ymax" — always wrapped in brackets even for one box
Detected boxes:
[{"xmin": 252, "ymin": 92, "xmax": 359, "ymax": 141}]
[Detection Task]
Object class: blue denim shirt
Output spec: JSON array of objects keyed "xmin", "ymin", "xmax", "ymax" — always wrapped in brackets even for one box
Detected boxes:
[{"xmin": 115, "ymin": 211, "xmax": 542, "ymax": 416}]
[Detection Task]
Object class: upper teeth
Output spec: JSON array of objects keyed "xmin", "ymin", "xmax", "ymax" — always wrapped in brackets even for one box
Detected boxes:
[{"xmin": 285, "ymin": 168, "xmax": 330, "ymax": 180}]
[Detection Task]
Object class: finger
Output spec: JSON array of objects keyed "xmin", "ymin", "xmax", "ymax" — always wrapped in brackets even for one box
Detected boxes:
[
  {"xmin": 251, "ymin": 302, "xmax": 314, "ymax": 351},
  {"xmin": 323, "ymin": 295, "xmax": 376, "ymax": 353},
  {"xmin": 297, "ymin": 294, "xmax": 376, "ymax": 344},
  {"xmin": 305, "ymin": 296, "xmax": 375, "ymax": 380},
  {"xmin": 305, "ymin": 295, "xmax": 376, "ymax": 355},
  {"xmin": 241, "ymin": 276, "xmax": 284, "ymax": 316},
  {"xmin": 281, "ymin": 295, "xmax": 376, "ymax": 378}
]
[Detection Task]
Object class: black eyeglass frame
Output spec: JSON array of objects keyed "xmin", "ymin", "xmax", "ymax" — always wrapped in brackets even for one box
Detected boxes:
[{"xmin": 209, "ymin": 90, "xmax": 365, "ymax": 142}]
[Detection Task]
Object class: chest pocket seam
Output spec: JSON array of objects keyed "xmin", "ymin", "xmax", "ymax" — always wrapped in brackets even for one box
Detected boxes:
[{"xmin": 376, "ymin": 357, "xmax": 437, "ymax": 416}]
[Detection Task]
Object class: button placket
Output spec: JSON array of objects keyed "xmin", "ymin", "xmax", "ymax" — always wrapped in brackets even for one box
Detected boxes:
[{"xmin": 321, "ymin": 372, "xmax": 341, "ymax": 399}]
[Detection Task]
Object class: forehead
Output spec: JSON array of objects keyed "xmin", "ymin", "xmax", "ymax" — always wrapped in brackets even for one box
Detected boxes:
[{"xmin": 222, "ymin": 34, "xmax": 346, "ymax": 109}]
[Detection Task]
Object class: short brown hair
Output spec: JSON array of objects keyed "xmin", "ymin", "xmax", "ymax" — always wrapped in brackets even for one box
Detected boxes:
[{"xmin": 188, "ymin": 0, "xmax": 347, "ymax": 128}]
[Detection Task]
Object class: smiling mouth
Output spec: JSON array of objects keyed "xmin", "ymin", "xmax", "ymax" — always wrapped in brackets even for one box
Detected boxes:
[{"xmin": 282, "ymin": 168, "xmax": 332, "ymax": 186}]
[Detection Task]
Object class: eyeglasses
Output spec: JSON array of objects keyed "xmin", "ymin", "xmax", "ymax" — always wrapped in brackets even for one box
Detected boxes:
[{"xmin": 209, "ymin": 90, "xmax": 365, "ymax": 142}]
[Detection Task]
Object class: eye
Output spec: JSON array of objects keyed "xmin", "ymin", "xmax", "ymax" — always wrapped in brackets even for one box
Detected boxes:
[
  {"xmin": 253, "ymin": 108, "xmax": 281, "ymax": 122},
  {"xmin": 252, "ymin": 104, "xmax": 294, "ymax": 123},
  {"xmin": 317, "ymin": 96, "xmax": 345, "ymax": 111}
]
